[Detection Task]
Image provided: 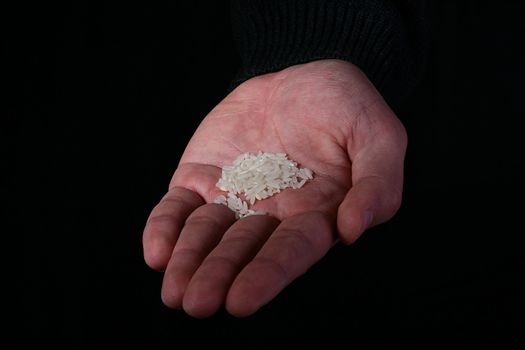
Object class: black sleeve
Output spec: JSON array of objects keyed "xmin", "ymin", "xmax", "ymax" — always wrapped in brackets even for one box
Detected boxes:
[{"xmin": 230, "ymin": 0, "xmax": 429, "ymax": 109}]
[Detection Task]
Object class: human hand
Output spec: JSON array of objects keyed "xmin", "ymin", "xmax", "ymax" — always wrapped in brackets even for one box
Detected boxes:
[{"xmin": 143, "ymin": 60, "xmax": 407, "ymax": 318}]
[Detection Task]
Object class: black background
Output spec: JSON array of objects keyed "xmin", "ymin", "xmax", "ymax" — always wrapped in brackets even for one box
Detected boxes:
[{"xmin": 10, "ymin": 0, "xmax": 524, "ymax": 347}]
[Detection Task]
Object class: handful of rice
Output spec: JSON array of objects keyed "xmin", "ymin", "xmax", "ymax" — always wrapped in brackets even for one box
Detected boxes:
[{"xmin": 214, "ymin": 151, "xmax": 313, "ymax": 218}]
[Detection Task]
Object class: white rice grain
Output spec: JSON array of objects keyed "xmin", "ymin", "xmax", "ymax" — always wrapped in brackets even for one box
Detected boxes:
[{"xmin": 214, "ymin": 151, "xmax": 314, "ymax": 219}]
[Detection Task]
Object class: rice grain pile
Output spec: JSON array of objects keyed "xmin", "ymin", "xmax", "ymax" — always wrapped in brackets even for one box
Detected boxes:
[{"xmin": 214, "ymin": 151, "xmax": 313, "ymax": 218}]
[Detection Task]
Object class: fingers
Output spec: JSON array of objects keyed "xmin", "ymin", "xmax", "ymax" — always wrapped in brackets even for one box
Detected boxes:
[
  {"xmin": 337, "ymin": 175, "xmax": 402, "ymax": 244},
  {"xmin": 225, "ymin": 211, "xmax": 334, "ymax": 317},
  {"xmin": 143, "ymin": 187, "xmax": 204, "ymax": 271},
  {"xmin": 144, "ymin": 163, "xmax": 223, "ymax": 271},
  {"xmin": 161, "ymin": 204, "xmax": 236, "ymax": 309},
  {"xmin": 338, "ymin": 116, "xmax": 407, "ymax": 244},
  {"xmin": 182, "ymin": 215, "xmax": 280, "ymax": 318}
]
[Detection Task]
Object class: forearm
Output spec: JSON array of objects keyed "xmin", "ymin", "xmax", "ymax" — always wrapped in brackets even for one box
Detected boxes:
[{"xmin": 230, "ymin": 0, "xmax": 429, "ymax": 109}]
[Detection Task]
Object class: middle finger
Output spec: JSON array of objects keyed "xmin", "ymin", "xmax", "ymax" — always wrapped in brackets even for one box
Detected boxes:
[{"xmin": 182, "ymin": 215, "xmax": 280, "ymax": 318}]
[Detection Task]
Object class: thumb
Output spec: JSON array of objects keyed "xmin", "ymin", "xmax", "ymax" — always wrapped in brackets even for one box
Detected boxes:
[{"xmin": 337, "ymin": 115, "xmax": 407, "ymax": 244}]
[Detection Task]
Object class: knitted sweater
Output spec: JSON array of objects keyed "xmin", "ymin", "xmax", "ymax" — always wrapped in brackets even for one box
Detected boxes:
[{"xmin": 230, "ymin": 0, "xmax": 429, "ymax": 109}]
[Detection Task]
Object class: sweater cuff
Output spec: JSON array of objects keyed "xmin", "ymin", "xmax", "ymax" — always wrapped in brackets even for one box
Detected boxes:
[{"xmin": 230, "ymin": 0, "xmax": 422, "ymax": 109}]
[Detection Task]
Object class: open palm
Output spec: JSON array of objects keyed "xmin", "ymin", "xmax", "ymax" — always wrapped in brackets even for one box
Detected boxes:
[{"xmin": 143, "ymin": 60, "xmax": 407, "ymax": 318}]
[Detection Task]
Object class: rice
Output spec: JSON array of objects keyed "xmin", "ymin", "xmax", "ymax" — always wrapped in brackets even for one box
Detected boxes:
[{"xmin": 214, "ymin": 151, "xmax": 314, "ymax": 218}]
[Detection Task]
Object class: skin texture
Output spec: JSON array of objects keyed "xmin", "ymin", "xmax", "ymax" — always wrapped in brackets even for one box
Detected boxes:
[{"xmin": 143, "ymin": 60, "xmax": 407, "ymax": 318}]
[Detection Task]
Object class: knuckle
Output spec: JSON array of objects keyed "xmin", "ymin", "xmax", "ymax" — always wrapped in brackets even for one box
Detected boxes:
[
  {"xmin": 277, "ymin": 227, "xmax": 315, "ymax": 252},
  {"xmin": 185, "ymin": 214, "xmax": 219, "ymax": 228},
  {"xmin": 145, "ymin": 215, "xmax": 177, "ymax": 236},
  {"xmin": 222, "ymin": 234, "xmax": 261, "ymax": 247},
  {"xmin": 204, "ymin": 254, "xmax": 239, "ymax": 268},
  {"xmin": 252, "ymin": 256, "xmax": 289, "ymax": 280}
]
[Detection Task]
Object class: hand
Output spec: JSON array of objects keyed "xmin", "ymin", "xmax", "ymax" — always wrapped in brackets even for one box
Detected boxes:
[{"xmin": 143, "ymin": 60, "xmax": 407, "ymax": 318}]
